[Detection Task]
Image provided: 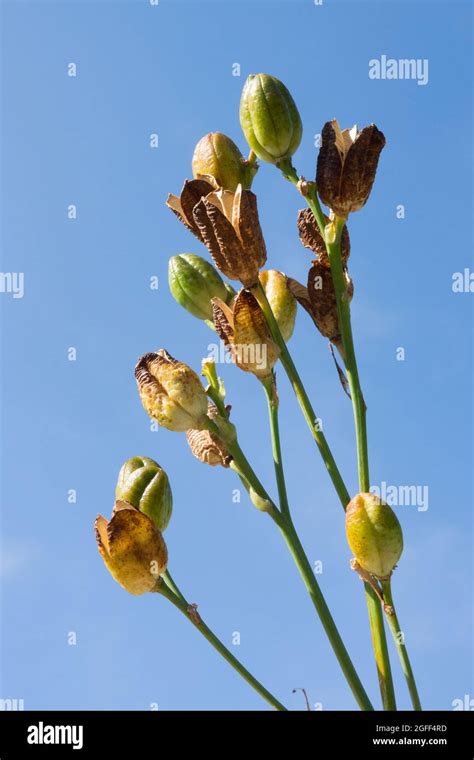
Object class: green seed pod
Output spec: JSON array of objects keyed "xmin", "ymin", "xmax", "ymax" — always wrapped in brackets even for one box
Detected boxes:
[
  {"xmin": 116, "ymin": 456, "xmax": 173, "ymax": 533},
  {"xmin": 345, "ymin": 493, "xmax": 403, "ymax": 579},
  {"xmin": 240, "ymin": 73, "xmax": 302, "ymax": 165},
  {"xmin": 168, "ymin": 254, "xmax": 234, "ymax": 321},
  {"xmin": 192, "ymin": 132, "xmax": 251, "ymax": 191}
]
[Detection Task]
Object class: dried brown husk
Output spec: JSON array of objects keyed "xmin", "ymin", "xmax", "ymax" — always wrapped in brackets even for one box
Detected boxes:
[
  {"xmin": 193, "ymin": 186, "xmax": 266, "ymax": 287},
  {"xmin": 212, "ymin": 290, "xmax": 279, "ymax": 378},
  {"xmin": 186, "ymin": 403, "xmax": 232, "ymax": 468},
  {"xmin": 297, "ymin": 207, "xmax": 350, "ymax": 266},
  {"xmin": 316, "ymin": 120, "xmax": 386, "ymax": 217},
  {"xmin": 166, "ymin": 179, "xmax": 215, "ymax": 240},
  {"xmin": 307, "ymin": 262, "xmax": 354, "ymax": 345}
]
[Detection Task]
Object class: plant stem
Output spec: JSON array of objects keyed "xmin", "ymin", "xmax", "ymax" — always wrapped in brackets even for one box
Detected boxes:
[
  {"xmin": 325, "ymin": 216, "xmax": 369, "ymax": 491},
  {"xmin": 254, "ymin": 250, "xmax": 396, "ymax": 710},
  {"xmin": 259, "ymin": 372, "xmax": 373, "ymax": 710},
  {"xmin": 269, "ymin": 508, "xmax": 373, "ymax": 711},
  {"xmin": 156, "ymin": 574, "xmax": 287, "ymax": 711},
  {"xmin": 323, "ymin": 215, "xmax": 396, "ymax": 711},
  {"xmin": 253, "ymin": 282, "xmax": 350, "ymax": 507},
  {"xmin": 276, "ymin": 161, "xmax": 397, "ymax": 710},
  {"xmin": 261, "ymin": 373, "xmax": 291, "ymax": 520},
  {"xmin": 207, "ymin": 419, "xmax": 373, "ymax": 711},
  {"xmin": 364, "ymin": 584, "xmax": 396, "ymax": 710},
  {"xmin": 381, "ymin": 579, "xmax": 422, "ymax": 711},
  {"xmin": 162, "ymin": 569, "xmax": 187, "ymax": 603}
]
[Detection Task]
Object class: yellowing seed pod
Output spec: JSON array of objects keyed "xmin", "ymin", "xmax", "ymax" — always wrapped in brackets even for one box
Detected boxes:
[
  {"xmin": 135, "ymin": 350, "xmax": 209, "ymax": 432},
  {"xmin": 259, "ymin": 270, "xmax": 297, "ymax": 342},
  {"xmin": 192, "ymin": 132, "xmax": 253, "ymax": 191},
  {"xmin": 345, "ymin": 493, "xmax": 403, "ymax": 579},
  {"xmin": 95, "ymin": 501, "xmax": 168, "ymax": 595}
]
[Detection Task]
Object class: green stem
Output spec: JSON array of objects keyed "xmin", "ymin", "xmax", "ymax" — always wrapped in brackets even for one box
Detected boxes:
[
  {"xmin": 254, "ymin": 251, "xmax": 396, "ymax": 711},
  {"xmin": 323, "ymin": 215, "xmax": 396, "ymax": 710},
  {"xmin": 364, "ymin": 584, "xmax": 397, "ymax": 710},
  {"xmin": 156, "ymin": 576, "xmax": 287, "ymax": 711},
  {"xmin": 259, "ymin": 372, "xmax": 373, "ymax": 710},
  {"xmin": 253, "ymin": 282, "xmax": 350, "ymax": 507},
  {"xmin": 270, "ymin": 508, "xmax": 373, "ymax": 711},
  {"xmin": 261, "ymin": 373, "xmax": 291, "ymax": 519},
  {"xmin": 381, "ymin": 579, "xmax": 422, "ymax": 711},
  {"xmin": 162, "ymin": 569, "xmax": 187, "ymax": 603},
  {"xmin": 207, "ymin": 419, "xmax": 373, "ymax": 711},
  {"xmin": 325, "ymin": 216, "xmax": 369, "ymax": 492}
]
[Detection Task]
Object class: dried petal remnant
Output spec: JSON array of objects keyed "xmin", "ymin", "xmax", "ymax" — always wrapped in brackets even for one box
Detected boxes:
[
  {"xmin": 186, "ymin": 404, "xmax": 232, "ymax": 468},
  {"xmin": 166, "ymin": 179, "xmax": 215, "ymax": 240}
]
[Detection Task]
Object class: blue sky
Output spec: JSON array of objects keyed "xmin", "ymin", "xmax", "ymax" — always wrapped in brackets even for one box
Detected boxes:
[{"xmin": 1, "ymin": 0, "xmax": 472, "ymax": 711}]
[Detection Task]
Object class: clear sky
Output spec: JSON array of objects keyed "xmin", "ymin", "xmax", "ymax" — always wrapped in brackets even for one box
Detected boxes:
[{"xmin": 1, "ymin": 0, "xmax": 472, "ymax": 711}]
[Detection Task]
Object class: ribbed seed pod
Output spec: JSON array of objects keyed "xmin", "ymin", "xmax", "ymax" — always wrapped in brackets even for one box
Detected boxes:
[
  {"xmin": 168, "ymin": 253, "xmax": 233, "ymax": 322},
  {"xmin": 240, "ymin": 73, "xmax": 302, "ymax": 164},
  {"xmin": 116, "ymin": 456, "xmax": 173, "ymax": 532}
]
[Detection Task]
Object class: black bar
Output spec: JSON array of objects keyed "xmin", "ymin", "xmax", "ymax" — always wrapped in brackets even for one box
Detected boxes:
[{"xmin": 0, "ymin": 710, "xmax": 472, "ymax": 757}]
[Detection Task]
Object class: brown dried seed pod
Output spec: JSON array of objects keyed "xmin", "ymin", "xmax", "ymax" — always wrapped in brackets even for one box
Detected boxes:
[
  {"xmin": 212, "ymin": 290, "xmax": 279, "ymax": 379},
  {"xmin": 186, "ymin": 404, "xmax": 232, "ymax": 468},
  {"xmin": 307, "ymin": 262, "xmax": 354, "ymax": 343},
  {"xmin": 316, "ymin": 120, "xmax": 386, "ymax": 217},
  {"xmin": 297, "ymin": 208, "xmax": 350, "ymax": 266},
  {"xmin": 193, "ymin": 185, "xmax": 266, "ymax": 288}
]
